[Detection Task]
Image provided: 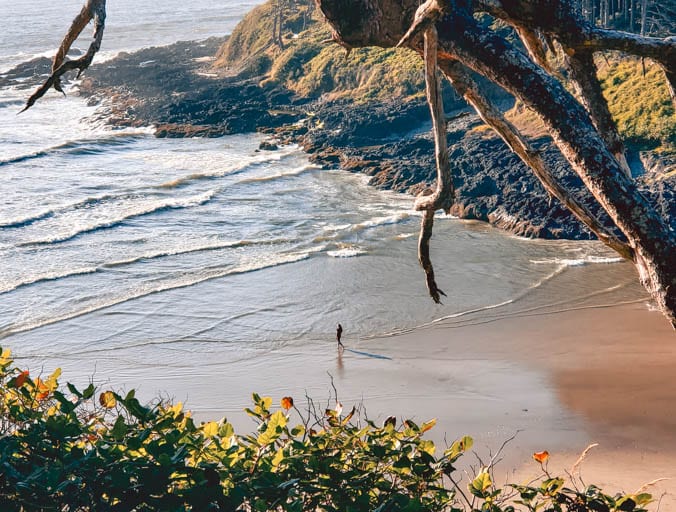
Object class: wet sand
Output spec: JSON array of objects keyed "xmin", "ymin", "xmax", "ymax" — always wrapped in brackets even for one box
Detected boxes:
[{"xmin": 210, "ymin": 300, "xmax": 675, "ymax": 509}]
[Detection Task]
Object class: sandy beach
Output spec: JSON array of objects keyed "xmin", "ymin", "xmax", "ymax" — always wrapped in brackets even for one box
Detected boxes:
[
  {"xmin": 374, "ymin": 303, "xmax": 676, "ymax": 508},
  {"xmin": 11, "ymin": 251, "xmax": 675, "ymax": 507},
  {"xmin": 211, "ymin": 300, "xmax": 676, "ymax": 509}
]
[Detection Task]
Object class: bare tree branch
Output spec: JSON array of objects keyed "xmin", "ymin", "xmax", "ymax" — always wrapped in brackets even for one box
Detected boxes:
[
  {"xmin": 21, "ymin": 0, "xmax": 106, "ymax": 113},
  {"xmin": 561, "ymin": 50, "xmax": 632, "ymax": 176},
  {"xmin": 474, "ymin": 0, "xmax": 676, "ymax": 109},
  {"xmin": 413, "ymin": 25, "xmax": 455, "ymax": 303},
  {"xmin": 317, "ymin": 0, "xmax": 675, "ymax": 326},
  {"xmin": 434, "ymin": 12, "xmax": 675, "ymax": 325}
]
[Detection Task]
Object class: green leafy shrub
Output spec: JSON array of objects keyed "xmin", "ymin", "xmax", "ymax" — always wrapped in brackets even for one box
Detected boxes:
[{"xmin": 0, "ymin": 348, "xmax": 654, "ymax": 511}]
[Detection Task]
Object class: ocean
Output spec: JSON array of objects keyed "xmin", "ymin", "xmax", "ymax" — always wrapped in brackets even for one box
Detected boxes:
[{"xmin": 0, "ymin": 0, "xmax": 649, "ymax": 421}]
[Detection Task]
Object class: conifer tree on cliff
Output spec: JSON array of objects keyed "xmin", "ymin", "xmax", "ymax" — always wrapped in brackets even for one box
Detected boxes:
[{"xmin": 24, "ymin": 0, "xmax": 676, "ymax": 327}]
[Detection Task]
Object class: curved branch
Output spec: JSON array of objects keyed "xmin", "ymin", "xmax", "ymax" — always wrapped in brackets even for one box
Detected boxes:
[
  {"xmin": 474, "ymin": 0, "xmax": 676, "ymax": 109},
  {"xmin": 416, "ymin": 27, "xmax": 454, "ymax": 215},
  {"xmin": 22, "ymin": 0, "xmax": 106, "ymax": 113},
  {"xmin": 397, "ymin": 0, "xmax": 446, "ymax": 48},
  {"xmin": 578, "ymin": 29, "xmax": 676, "ymax": 107},
  {"xmin": 419, "ymin": 209, "xmax": 446, "ymax": 303}
]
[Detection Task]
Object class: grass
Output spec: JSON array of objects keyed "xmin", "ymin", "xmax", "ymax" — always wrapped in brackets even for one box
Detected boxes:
[{"xmin": 598, "ymin": 54, "xmax": 675, "ymax": 147}]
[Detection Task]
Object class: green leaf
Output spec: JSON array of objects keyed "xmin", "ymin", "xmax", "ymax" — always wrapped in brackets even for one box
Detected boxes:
[
  {"xmin": 469, "ymin": 470, "xmax": 492, "ymax": 498},
  {"xmin": 66, "ymin": 383, "xmax": 82, "ymax": 398},
  {"xmin": 634, "ymin": 493, "xmax": 653, "ymax": 506},
  {"xmin": 541, "ymin": 477, "xmax": 564, "ymax": 495},
  {"xmin": 219, "ymin": 422, "xmax": 235, "ymax": 439},
  {"xmin": 446, "ymin": 435, "xmax": 473, "ymax": 461},
  {"xmin": 257, "ymin": 411, "xmax": 287, "ymax": 446},
  {"xmin": 82, "ymin": 383, "xmax": 96, "ymax": 400},
  {"xmin": 111, "ymin": 416, "xmax": 128, "ymax": 441}
]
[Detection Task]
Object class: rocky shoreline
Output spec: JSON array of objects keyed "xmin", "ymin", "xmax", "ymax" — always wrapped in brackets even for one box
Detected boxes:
[{"xmin": 3, "ymin": 37, "xmax": 673, "ymax": 241}]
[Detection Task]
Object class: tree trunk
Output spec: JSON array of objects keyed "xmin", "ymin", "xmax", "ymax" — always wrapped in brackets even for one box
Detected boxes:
[{"xmin": 640, "ymin": 0, "xmax": 648, "ymax": 35}]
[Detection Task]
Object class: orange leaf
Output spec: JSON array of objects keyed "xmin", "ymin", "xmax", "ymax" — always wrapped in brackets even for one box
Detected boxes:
[
  {"xmin": 35, "ymin": 377, "xmax": 50, "ymax": 400},
  {"xmin": 281, "ymin": 396, "xmax": 294, "ymax": 410},
  {"xmin": 99, "ymin": 391, "xmax": 116, "ymax": 409},
  {"xmin": 533, "ymin": 450, "xmax": 550, "ymax": 463},
  {"xmin": 15, "ymin": 370, "xmax": 29, "ymax": 388}
]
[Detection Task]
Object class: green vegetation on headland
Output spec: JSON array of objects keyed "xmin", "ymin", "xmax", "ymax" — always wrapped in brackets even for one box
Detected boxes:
[
  {"xmin": 215, "ymin": 0, "xmax": 425, "ymax": 102},
  {"xmin": 0, "ymin": 348, "xmax": 655, "ymax": 511},
  {"xmin": 597, "ymin": 56, "xmax": 675, "ymax": 147}
]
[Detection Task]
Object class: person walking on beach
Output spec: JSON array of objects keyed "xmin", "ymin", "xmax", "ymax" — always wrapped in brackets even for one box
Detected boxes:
[{"xmin": 336, "ymin": 323, "xmax": 344, "ymax": 351}]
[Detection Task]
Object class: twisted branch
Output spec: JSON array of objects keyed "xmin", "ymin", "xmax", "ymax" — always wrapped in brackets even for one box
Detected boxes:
[
  {"xmin": 22, "ymin": 0, "xmax": 107, "ymax": 113},
  {"xmin": 415, "ymin": 21, "xmax": 455, "ymax": 303}
]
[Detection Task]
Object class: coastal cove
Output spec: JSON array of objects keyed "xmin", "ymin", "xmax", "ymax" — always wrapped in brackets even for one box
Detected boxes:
[{"xmin": 1, "ymin": 0, "xmax": 676, "ymax": 508}]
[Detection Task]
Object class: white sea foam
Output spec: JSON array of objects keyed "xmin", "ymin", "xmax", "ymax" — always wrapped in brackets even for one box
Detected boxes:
[
  {"xmin": 157, "ymin": 146, "xmax": 301, "ymax": 188},
  {"xmin": 0, "ymin": 238, "xmax": 291, "ymax": 295},
  {"xmin": 19, "ymin": 190, "xmax": 218, "ymax": 246},
  {"xmin": 327, "ymin": 246, "xmax": 367, "ymax": 258},
  {"xmin": 530, "ymin": 256, "xmax": 624, "ymax": 267},
  {"xmin": 236, "ymin": 163, "xmax": 319, "ymax": 184},
  {"xmin": 352, "ymin": 212, "xmax": 411, "ymax": 231}
]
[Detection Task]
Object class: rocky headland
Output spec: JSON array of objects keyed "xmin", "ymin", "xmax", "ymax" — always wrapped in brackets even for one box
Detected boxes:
[{"xmin": 3, "ymin": 0, "xmax": 673, "ymax": 241}]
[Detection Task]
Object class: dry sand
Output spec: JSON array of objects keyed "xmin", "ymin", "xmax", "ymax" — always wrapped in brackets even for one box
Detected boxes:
[{"xmin": 357, "ymin": 302, "xmax": 676, "ymax": 509}]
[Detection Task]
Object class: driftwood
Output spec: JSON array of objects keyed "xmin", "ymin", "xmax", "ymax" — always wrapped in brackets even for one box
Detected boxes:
[{"xmin": 317, "ymin": 0, "xmax": 675, "ymax": 327}]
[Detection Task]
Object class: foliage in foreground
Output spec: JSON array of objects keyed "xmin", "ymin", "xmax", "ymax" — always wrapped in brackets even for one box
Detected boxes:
[{"xmin": 0, "ymin": 348, "xmax": 655, "ymax": 511}]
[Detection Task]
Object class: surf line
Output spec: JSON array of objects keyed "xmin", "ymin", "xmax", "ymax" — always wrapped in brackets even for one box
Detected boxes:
[{"xmin": 343, "ymin": 348, "xmax": 392, "ymax": 360}]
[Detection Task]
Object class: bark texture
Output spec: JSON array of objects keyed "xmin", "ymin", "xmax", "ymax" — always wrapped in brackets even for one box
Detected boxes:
[
  {"xmin": 415, "ymin": 25, "xmax": 454, "ymax": 303},
  {"xmin": 317, "ymin": 0, "xmax": 676, "ymax": 327},
  {"xmin": 22, "ymin": 0, "xmax": 106, "ymax": 112}
]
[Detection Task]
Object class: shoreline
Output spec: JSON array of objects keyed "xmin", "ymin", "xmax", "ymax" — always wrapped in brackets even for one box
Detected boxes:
[{"xmin": 5, "ymin": 239, "xmax": 674, "ymax": 505}]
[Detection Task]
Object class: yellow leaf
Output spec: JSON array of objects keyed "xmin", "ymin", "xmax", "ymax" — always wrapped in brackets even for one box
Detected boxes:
[
  {"xmin": 533, "ymin": 450, "xmax": 550, "ymax": 463},
  {"xmin": 257, "ymin": 411, "xmax": 288, "ymax": 446},
  {"xmin": 419, "ymin": 440, "xmax": 436, "ymax": 456},
  {"xmin": 99, "ymin": 391, "xmax": 117, "ymax": 409},
  {"xmin": 421, "ymin": 418, "xmax": 437, "ymax": 433},
  {"xmin": 470, "ymin": 469, "xmax": 492, "ymax": 496},
  {"xmin": 203, "ymin": 421, "xmax": 219, "ymax": 438},
  {"xmin": 272, "ymin": 448, "xmax": 284, "ymax": 468},
  {"xmin": 0, "ymin": 348, "xmax": 11, "ymax": 364},
  {"xmin": 280, "ymin": 396, "xmax": 294, "ymax": 410},
  {"xmin": 168, "ymin": 402, "xmax": 183, "ymax": 417}
]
